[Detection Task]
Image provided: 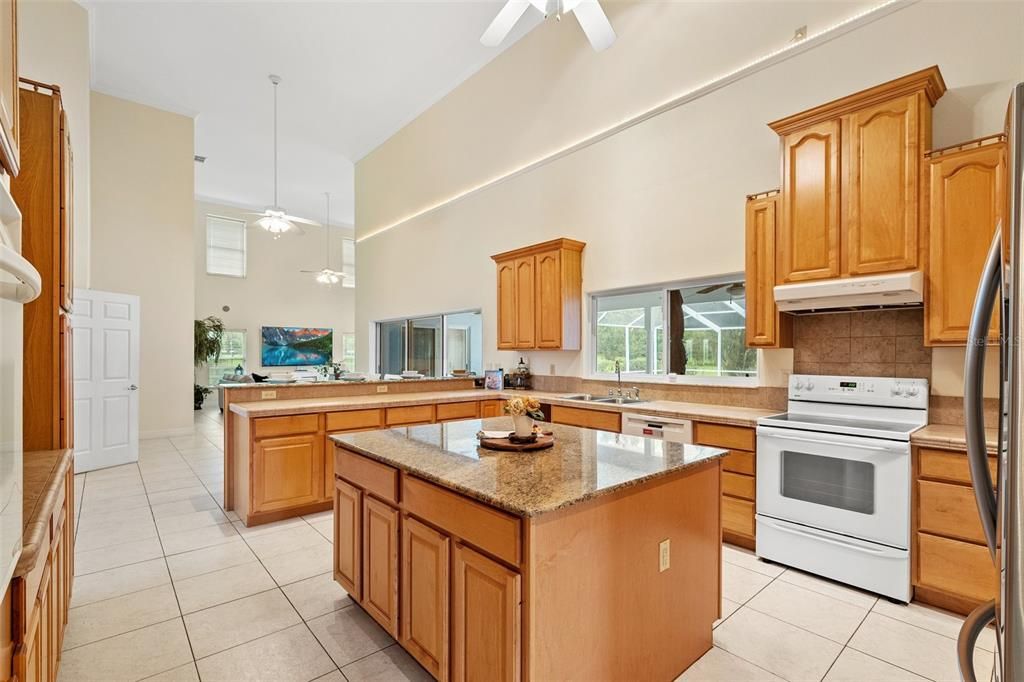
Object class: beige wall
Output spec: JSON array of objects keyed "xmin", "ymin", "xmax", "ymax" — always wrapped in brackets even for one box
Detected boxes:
[
  {"xmin": 90, "ymin": 92, "xmax": 195, "ymax": 437},
  {"xmin": 194, "ymin": 200, "xmax": 355, "ymax": 378},
  {"xmin": 19, "ymin": 0, "xmax": 91, "ymax": 288},
  {"xmin": 355, "ymin": 1, "xmax": 1023, "ymax": 397}
]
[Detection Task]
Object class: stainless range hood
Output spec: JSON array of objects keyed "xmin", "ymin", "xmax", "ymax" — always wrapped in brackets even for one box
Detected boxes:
[{"xmin": 774, "ymin": 271, "xmax": 924, "ymax": 313}]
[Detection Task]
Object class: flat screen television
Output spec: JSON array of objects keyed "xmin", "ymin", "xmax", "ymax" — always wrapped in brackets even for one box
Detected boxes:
[{"xmin": 261, "ymin": 326, "xmax": 333, "ymax": 367}]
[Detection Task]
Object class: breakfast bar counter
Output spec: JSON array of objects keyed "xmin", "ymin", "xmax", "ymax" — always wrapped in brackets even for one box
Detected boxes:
[{"xmin": 331, "ymin": 419, "xmax": 725, "ymax": 681}]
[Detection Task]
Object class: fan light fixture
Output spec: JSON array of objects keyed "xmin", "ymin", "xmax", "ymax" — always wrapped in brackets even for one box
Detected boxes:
[
  {"xmin": 247, "ymin": 75, "xmax": 320, "ymax": 239},
  {"xmin": 481, "ymin": 0, "xmax": 616, "ymax": 52},
  {"xmin": 301, "ymin": 192, "xmax": 348, "ymax": 286}
]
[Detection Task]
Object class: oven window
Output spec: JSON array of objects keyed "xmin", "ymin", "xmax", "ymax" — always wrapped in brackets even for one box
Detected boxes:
[{"xmin": 780, "ymin": 450, "xmax": 875, "ymax": 515}]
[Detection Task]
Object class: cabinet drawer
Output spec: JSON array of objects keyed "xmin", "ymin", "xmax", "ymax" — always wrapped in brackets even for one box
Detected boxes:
[
  {"xmin": 917, "ymin": 480, "xmax": 987, "ymax": 544},
  {"xmin": 549, "ymin": 405, "xmax": 620, "ymax": 432},
  {"xmin": 253, "ymin": 414, "xmax": 320, "ymax": 439},
  {"xmin": 722, "ymin": 450, "xmax": 755, "ymax": 476},
  {"xmin": 722, "ymin": 472, "xmax": 755, "ymax": 501},
  {"xmin": 386, "ymin": 404, "xmax": 435, "ymax": 426},
  {"xmin": 695, "ymin": 423, "xmax": 755, "ymax": 451},
  {"xmin": 403, "ymin": 476, "xmax": 521, "ymax": 566},
  {"xmin": 916, "ymin": 533, "xmax": 996, "ymax": 602},
  {"xmin": 722, "ymin": 496, "xmax": 755, "ymax": 538},
  {"xmin": 326, "ymin": 409, "xmax": 383, "ymax": 433},
  {"xmin": 918, "ymin": 448, "xmax": 997, "ymax": 486},
  {"xmin": 436, "ymin": 401, "xmax": 480, "ymax": 422},
  {"xmin": 335, "ymin": 448, "xmax": 399, "ymax": 504}
]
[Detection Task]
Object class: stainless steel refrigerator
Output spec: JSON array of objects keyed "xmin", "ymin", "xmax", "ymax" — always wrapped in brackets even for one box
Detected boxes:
[{"xmin": 960, "ymin": 81, "xmax": 1024, "ymax": 682}]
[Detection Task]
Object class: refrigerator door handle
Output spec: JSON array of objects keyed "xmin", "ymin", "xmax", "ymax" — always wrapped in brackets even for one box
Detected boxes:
[
  {"xmin": 965, "ymin": 227, "xmax": 1002, "ymax": 558},
  {"xmin": 0, "ymin": 241, "xmax": 41, "ymax": 304},
  {"xmin": 958, "ymin": 600, "xmax": 997, "ymax": 682}
]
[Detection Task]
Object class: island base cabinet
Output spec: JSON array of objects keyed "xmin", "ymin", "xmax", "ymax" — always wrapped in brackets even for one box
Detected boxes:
[
  {"xmin": 363, "ymin": 496, "xmax": 400, "ymax": 637},
  {"xmin": 334, "ymin": 479, "xmax": 362, "ymax": 599},
  {"xmin": 252, "ymin": 434, "xmax": 324, "ymax": 514},
  {"xmin": 452, "ymin": 543, "xmax": 521, "ymax": 682},
  {"xmin": 401, "ymin": 516, "xmax": 450, "ymax": 681}
]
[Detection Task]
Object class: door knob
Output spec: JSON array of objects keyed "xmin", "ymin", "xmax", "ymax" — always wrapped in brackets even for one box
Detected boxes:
[{"xmin": 128, "ymin": 384, "xmax": 138, "ymax": 391}]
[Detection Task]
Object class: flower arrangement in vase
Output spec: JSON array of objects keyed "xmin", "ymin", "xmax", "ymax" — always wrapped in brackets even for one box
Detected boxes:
[{"xmin": 504, "ymin": 396, "xmax": 544, "ymax": 438}]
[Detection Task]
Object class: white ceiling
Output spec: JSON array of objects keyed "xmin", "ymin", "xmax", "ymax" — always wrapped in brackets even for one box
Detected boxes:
[{"xmin": 87, "ymin": 1, "xmax": 540, "ymax": 225}]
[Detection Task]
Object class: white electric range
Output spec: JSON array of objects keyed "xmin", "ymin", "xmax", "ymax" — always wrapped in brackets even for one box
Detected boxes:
[{"xmin": 755, "ymin": 374, "xmax": 928, "ymax": 602}]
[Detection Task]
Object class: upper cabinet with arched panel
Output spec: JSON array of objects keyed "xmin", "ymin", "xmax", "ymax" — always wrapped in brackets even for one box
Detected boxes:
[{"xmin": 768, "ymin": 66, "xmax": 946, "ymax": 284}]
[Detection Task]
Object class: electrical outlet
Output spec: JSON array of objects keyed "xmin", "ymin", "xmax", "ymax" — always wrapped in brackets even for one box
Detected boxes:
[
  {"xmin": 549, "ymin": 363, "xmax": 556, "ymax": 375},
  {"xmin": 261, "ymin": 390, "xmax": 277, "ymax": 400},
  {"xmin": 659, "ymin": 539, "xmax": 670, "ymax": 572},
  {"xmin": 377, "ymin": 385, "xmax": 388, "ymax": 393}
]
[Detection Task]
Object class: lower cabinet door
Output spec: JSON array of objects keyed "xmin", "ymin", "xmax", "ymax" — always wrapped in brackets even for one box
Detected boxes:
[
  {"xmin": 401, "ymin": 516, "xmax": 450, "ymax": 680},
  {"xmin": 334, "ymin": 478, "xmax": 362, "ymax": 599},
  {"xmin": 362, "ymin": 496, "xmax": 400, "ymax": 637},
  {"xmin": 252, "ymin": 434, "xmax": 324, "ymax": 513},
  {"xmin": 452, "ymin": 543, "xmax": 521, "ymax": 682}
]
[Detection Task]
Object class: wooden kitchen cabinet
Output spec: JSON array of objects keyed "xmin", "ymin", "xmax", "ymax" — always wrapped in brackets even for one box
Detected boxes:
[
  {"xmin": 0, "ymin": 0, "xmax": 17, "ymax": 176},
  {"xmin": 252, "ymin": 433, "xmax": 324, "ymax": 514},
  {"xmin": 452, "ymin": 543, "xmax": 521, "ymax": 682},
  {"xmin": 491, "ymin": 238, "xmax": 584, "ymax": 351},
  {"xmin": 925, "ymin": 136, "xmax": 1006, "ymax": 346},
  {"xmin": 695, "ymin": 422, "xmax": 757, "ymax": 549},
  {"xmin": 363, "ymin": 495, "xmax": 400, "ymax": 637},
  {"xmin": 15, "ymin": 82, "xmax": 75, "ymax": 452},
  {"xmin": 769, "ymin": 67, "xmax": 945, "ymax": 284},
  {"xmin": 744, "ymin": 190, "xmax": 791, "ymax": 347},
  {"xmin": 514, "ymin": 257, "xmax": 535, "ymax": 348},
  {"xmin": 777, "ymin": 119, "xmax": 841, "ymax": 283},
  {"xmin": 401, "ymin": 516, "xmax": 450, "ymax": 680},
  {"xmin": 913, "ymin": 446, "xmax": 998, "ymax": 614},
  {"xmin": 333, "ymin": 478, "xmax": 362, "ymax": 598},
  {"xmin": 479, "ymin": 400, "xmax": 503, "ymax": 418},
  {"xmin": 58, "ymin": 314, "xmax": 72, "ymax": 450}
]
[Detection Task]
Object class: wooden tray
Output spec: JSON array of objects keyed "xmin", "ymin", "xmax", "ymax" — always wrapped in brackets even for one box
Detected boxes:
[{"xmin": 479, "ymin": 435, "xmax": 555, "ymax": 452}]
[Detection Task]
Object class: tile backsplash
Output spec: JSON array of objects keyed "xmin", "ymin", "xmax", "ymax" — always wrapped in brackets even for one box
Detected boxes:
[{"xmin": 792, "ymin": 308, "xmax": 931, "ymax": 380}]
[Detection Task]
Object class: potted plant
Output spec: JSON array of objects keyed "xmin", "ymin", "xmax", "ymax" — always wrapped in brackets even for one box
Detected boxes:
[
  {"xmin": 194, "ymin": 316, "xmax": 225, "ymax": 410},
  {"xmin": 504, "ymin": 396, "xmax": 544, "ymax": 438}
]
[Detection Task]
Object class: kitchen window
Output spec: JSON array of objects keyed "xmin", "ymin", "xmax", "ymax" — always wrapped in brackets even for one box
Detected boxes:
[
  {"xmin": 375, "ymin": 310, "xmax": 482, "ymax": 378},
  {"xmin": 205, "ymin": 215, "xmax": 247, "ymax": 278},
  {"xmin": 591, "ymin": 276, "xmax": 757, "ymax": 384},
  {"xmin": 207, "ymin": 330, "xmax": 247, "ymax": 385}
]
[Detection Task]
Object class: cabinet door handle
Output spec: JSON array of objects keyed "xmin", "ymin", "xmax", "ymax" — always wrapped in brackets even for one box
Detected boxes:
[{"xmin": 128, "ymin": 384, "xmax": 139, "ymax": 391}]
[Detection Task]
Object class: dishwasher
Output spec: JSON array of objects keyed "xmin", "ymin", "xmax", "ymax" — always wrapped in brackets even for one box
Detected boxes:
[{"xmin": 620, "ymin": 413, "xmax": 693, "ymax": 443}]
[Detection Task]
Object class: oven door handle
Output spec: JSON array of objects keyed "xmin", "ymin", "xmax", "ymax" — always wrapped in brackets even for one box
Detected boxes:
[{"xmin": 759, "ymin": 431, "xmax": 903, "ymax": 453}]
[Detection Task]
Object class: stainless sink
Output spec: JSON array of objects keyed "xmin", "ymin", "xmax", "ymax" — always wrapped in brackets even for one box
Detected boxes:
[
  {"xmin": 592, "ymin": 396, "xmax": 646, "ymax": 405},
  {"xmin": 563, "ymin": 394, "xmax": 646, "ymax": 405}
]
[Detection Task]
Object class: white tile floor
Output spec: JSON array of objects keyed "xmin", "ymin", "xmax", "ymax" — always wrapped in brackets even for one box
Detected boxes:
[{"xmin": 61, "ymin": 405, "xmax": 991, "ymax": 681}]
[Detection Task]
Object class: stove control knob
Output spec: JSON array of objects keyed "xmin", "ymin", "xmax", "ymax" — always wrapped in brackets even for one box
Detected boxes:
[
  {"xmin": 907, "ymin": 386, "xmax": 920, "ymax": 397},
  {"xmin": 891, "ymin": 385, "xmax": 900, "ymax": 396},
  {"xmin": 795, "ymin": 380, "xmax": 805, "ymax": 390},
  {"xmin": 806, "ymin": 380, "xmax": 815, "ymax": 391}
]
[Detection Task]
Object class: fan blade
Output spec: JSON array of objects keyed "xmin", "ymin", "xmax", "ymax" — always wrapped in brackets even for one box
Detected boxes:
[
  {"xmin": 481, "ymin": 0, "xmax": 531, "ymax": 47},
  {"xmin": 697, "ymin": 283, "xmax": 725, "ymax": 295},
  {"xmin": 284, "ymin": 215, "xmax": 321, "ymax": 227},
  {"xmin": 572, "ymin": 0, "xmax": 615, "ymax": 51}
]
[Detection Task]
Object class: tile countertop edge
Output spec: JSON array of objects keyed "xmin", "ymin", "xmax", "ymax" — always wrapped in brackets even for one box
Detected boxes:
[
  {"xmin": 329, "ymin": 433, "xmax": 728, "ymax": 518},
  {"xmin": 229, "ymin": 389, "xmax": 779, "ymax": 427},
  {"xmin": 911, "ymin": 423, "xmax": 999, "ymax": 454}
]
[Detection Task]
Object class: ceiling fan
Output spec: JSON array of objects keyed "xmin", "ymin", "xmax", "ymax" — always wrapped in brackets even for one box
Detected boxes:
[
  {"xmin": 246, "ymin": 75, "xmax": 319, "ymax": 239},
  {"xmin": 697, "ymin": 282, "xmax": 746, "ymax": 297},
  {"xmin": 481, "ymin": 0, "xmax": 616, "ymax": 52},
  {"xmin": 300, "ymin": 192, "xmax": 348, "ymax": 286}
]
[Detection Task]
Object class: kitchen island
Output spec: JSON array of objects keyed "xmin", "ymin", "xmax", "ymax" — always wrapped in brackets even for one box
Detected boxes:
[{"xmin": 331, "ymin": 418, "xmax": 726, "ymax": 681}]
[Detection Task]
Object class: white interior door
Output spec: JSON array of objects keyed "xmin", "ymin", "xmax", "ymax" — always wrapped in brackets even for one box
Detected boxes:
[{"xmin": 72, "ymin": 289, "xmax": 140, "ymax": 473}]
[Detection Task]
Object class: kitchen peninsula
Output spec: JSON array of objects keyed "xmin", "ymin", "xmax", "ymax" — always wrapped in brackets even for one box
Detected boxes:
[{"xmin": 331, "ymin": 419, "xmax": 726, "ymax": 681}]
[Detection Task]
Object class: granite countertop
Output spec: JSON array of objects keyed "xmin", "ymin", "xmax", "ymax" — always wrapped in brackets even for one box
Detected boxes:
[
  {"xmin": 17, "ymin": 449, "xmax": 73, "ymax": 577},
  {"xmin": 231, "ymin": 387, "xmax": 778, "ymax": 427},
  {"xmin": 331, "ymin": 418, "xmax": 727, "ymax": 517},
  {"xmin": 912, "ymin": 423, "xmax": 999, "ymax": 454}
]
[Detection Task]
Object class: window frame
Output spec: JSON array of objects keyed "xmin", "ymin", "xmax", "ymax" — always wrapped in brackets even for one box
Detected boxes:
[
  {"xmin": 588, "ymin": 274, "xmax": 760, "ymax": 387},
  {"xmin": 205, "ymin": 214, "xmax": 248, "ymax": 279},
  {"xmin": 373, "ymin": 309, "xmax": 482, "ymax": 378},
  {"xmin": 207, "ymin": 329, "xmax": 248, "ymax": 385}
]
